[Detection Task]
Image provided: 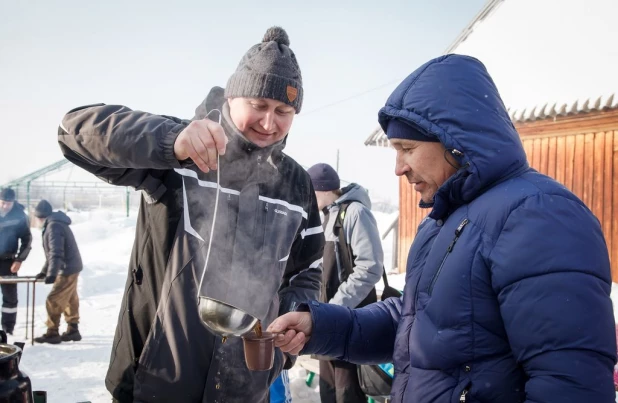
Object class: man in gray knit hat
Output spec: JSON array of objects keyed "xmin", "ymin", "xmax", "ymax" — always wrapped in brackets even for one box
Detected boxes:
[{"xmin": 57, "ymin": 27, "xmax": 323, "ymax": 403}]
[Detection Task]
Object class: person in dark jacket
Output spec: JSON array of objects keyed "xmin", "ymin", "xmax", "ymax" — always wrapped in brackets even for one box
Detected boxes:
[
  {"xmin": 269, "ymin": 54, "xmax": 617, "ymax": 403},
  {"xmin": 307, "ymin": 163, "xmax": 383, "ymax": 403},
  {"xmin": 0, "ymin": 187, "xmax": 32, "ymax": 335},
  {"xmin": 31, "ymin": 200, "xmax": 83, "ymax": 344},
  {"xmin": 57, "ymin": 27, "xmax": 324, "ymax": 403}
]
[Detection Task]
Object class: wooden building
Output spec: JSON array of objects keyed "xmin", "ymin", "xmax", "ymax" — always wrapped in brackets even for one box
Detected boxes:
[{"xmin": 365, "ymin": 0, "xmax": 618, "ymax": 280}]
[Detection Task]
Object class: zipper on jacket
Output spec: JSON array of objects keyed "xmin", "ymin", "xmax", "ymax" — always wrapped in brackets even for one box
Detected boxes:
[
  {"xmin": 132, "ymin": 266, "xmax": 143, "ymax": 285},
  {"xmin": 459, "ymin": 388, "xmax": 469, "ymax": 403},
  {"xmin": 428, "ymin": 218, "xmax": 469, "ymax": 296}
]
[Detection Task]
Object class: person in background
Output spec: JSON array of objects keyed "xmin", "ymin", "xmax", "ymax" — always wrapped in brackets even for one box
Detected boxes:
[
  {"xmin": 0, "ymin": 187, "xmax": 32, "ymax": 335},
  {"xmin": 32, "ymin": 200, "xmax": 83, "ymax": 344},
  {"xmin": 307, "ymin": 163, "xmax": 383, "ymax": 403}
]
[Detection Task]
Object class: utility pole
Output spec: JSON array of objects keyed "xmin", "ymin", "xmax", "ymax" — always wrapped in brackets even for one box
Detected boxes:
[{"xmin": 336, "ymin": 149, "xmax": 340, "ymax": 173}]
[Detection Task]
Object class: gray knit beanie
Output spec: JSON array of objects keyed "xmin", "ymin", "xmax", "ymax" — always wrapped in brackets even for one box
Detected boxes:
[{"xmin": 225, "ymin": 26, "xmax": 303, "ymax": 113}]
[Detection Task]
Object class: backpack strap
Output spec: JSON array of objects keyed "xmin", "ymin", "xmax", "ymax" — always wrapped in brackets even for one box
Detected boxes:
[
  {"xmin": 382, "ymin": 269, "xmax": 390, "ymax": 287},
  {"xmin": 333, "ymin": 200, "xmax": 382, "ymax": 306},
  {"xmin": 334, "ymin": 201, "xmax": 388, "ymax": 282},
  {"xmin": 333, "ymin": 201, "xmax": 355, "ymax": 278}
]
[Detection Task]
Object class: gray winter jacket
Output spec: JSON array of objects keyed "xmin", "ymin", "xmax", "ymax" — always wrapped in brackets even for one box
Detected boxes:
[
  {"xmin": 322, "ymin": 184, "xmax": 383, "ymax": 308},
  {"xmin": 41, "ymin": 211, "xmax": 83, "ymax": 277}
]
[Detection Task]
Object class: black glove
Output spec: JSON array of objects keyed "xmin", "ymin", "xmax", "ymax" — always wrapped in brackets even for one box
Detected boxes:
[
  {"xmin": 35, "ymin": 272, "xmax": 46, "ymax": 280},
  {"xmin": 45, "ymin": 276, "xmax": 56, "ymax": 285}
]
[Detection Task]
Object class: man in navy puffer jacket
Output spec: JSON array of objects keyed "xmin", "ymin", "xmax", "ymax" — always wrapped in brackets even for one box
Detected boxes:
[{"xmin": 268, "ymin": 54, "xmax": 616, "ymax": 402}]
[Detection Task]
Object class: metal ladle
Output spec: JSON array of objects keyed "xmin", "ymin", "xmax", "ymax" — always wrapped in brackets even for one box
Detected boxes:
[{"xmin": 196, "ymin": 109, "xmax": 258, "ymax": 337}]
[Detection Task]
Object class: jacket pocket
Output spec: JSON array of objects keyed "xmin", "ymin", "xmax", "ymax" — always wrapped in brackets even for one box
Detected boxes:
[
  {"xmin": 428, "ymin": 218, "xmax": 469, "ymax": 296},
  {"xmin": 108, "ymin": 280, "xmax": 135, "ymax": 373},
  {"xmin": 258, "ymin": 199, "xmax": 303, "ymax": 263}
]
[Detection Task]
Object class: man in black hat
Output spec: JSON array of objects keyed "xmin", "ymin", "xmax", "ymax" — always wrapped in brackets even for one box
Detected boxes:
[
  {"xmin": 32, "ymin": 200, "xmax": 83, "ymax": 344},
  {"xmin": 0, "ymin": 187, "xmax": 32, "ymax": 335},
  {"xmin": 306, "ymin": 163, "xmax": 384, "ymax": 403}
]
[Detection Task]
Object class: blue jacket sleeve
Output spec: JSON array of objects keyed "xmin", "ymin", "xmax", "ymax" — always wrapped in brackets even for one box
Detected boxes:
[
  {"xmin": 489, "ymin": 194, "xmax": 616, "ymax": 403},
  {"xmin": 301, "ymin": 297, "xmax": 401, "ymax": 365}
]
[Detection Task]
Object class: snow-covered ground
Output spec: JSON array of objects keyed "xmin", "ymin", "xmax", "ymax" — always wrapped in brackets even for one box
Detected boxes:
[
  {"xmin": 6, "ymin": 208, "xmax": 398, "ymax": 402},
  {"xmin": 7, "ymin": 208, "xmax": 616, "ymax": 402},
  {"xmin": 10, "ymin": 210, "xmax": 136, "ymax": 403}
]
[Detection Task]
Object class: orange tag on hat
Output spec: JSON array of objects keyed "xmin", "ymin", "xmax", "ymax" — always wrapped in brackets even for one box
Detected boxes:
[{"xmin": 286, "ymin": 85, "xmax": 298, "ymax": 102}]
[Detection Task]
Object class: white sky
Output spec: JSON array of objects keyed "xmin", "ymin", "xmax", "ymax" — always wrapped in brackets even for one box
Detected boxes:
[
  {"xmin": 0, "ymin": 0, "xmax": 485, "ymax": 203},
  {"xmin": 454, "ymin": 0, "xmax": 618, "ymax": 115}
]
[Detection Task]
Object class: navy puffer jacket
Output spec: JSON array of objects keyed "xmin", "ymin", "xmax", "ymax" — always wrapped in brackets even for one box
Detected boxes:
[{"xmin": 301, "ymin": 55, "xmax": 616, "ymax": 403}]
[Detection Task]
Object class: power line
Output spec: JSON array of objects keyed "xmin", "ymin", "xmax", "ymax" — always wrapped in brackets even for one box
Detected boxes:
[{"xmin": 299, "ymin": 78, "xmax": 403, "ymax": 117}]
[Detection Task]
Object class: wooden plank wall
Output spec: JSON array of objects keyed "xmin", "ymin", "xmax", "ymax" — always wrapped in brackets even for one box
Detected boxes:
[
  {"xmin": 520, "ymin": 130, "xmax": 618, "ymax": 281},
  {"xmin": 397, "ymin": 128, "xmax": 618, "ymax": 278},
  {"xmin": 397, "ymin": 179, "xmax": 428, "ymax": 273}
]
